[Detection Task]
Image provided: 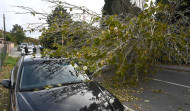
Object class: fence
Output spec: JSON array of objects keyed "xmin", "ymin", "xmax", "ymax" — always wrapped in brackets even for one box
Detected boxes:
[{"xmin": 0, "ymin": 44, "xmax": 7, "ymax": 71}]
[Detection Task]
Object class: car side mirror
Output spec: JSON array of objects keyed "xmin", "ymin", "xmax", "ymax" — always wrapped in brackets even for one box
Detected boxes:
[{"xmin": 0, "ymin": 79, "xmax": 11, "ymax": 89}]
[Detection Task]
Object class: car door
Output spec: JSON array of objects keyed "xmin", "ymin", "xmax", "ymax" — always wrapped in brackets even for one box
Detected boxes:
[{"xmin": 10, "ymin": 58, "xmax": 21, "ymax": 111}]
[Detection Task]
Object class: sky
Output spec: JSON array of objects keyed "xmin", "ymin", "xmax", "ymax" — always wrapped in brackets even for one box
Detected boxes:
[
  {"xmin": 0, "ymin": 0, "xmax": 154, "ymax": 39},
  {"xmin": 0, "ymin": 0, "xmax": 105, "ymax": 39}
]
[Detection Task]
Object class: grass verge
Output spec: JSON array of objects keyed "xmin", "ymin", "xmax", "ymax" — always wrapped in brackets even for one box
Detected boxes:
[
  {"xmin": 0, "ymin": 56, "xmax": 19, "ymax": 111},
  {"xmin": 0, "ymin": 56, "xmax": 19, "ymax": 80}
]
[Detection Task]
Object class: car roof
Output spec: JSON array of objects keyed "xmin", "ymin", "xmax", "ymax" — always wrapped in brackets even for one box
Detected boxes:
[
  {"xmin": 22, "ymin": 55, "xmax": 69, "ymax": 63},
  {"xmin": 21, "ymin": 43, "xmax": 28, "ymax": 45}
]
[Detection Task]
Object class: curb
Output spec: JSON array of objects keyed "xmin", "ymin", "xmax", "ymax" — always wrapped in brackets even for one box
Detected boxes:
[{"xmin": 161, "ymin": 65, "xmax": 190, "ymax": 73}]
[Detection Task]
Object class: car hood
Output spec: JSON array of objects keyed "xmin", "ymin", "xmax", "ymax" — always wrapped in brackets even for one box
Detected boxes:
[
  {"xmin": 28, "ymin": 49, "xmax": 33, "ymax": 51},
  {"xmin": 17, "ymin": 82, "xmax": 124, "ymax": 111}
]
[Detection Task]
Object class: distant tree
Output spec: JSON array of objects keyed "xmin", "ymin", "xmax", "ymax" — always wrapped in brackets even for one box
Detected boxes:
[
  {"xmin": 10, "ymin": 24, "xmax": 26, "ymax": 44},
  {"xmin": 102, "ymin": 0, "xmax": 142, "ymax": 16},
  {"xmin": 23, "ymin": 37, "xmax": 39, "ymax": 45},
  {"xmin": 102, "ymin": 0, "xmax": 114, "ymax": 15},
  {"xmin": 40, "ymin": 32, "xmax": 59, "ymax": 49},
  {"xmin": 6, "ymin": 34, "xmax": 11, "ymax": 41},
  {"xmin": 47, "ymin": 6, "xmax": 71, "ymax": 27},
  {"xmin": 44, "ymin": 6, "xmax": 72, "ymax": 49},
  {"xmin": 156, "ymin": 0, "xmax": 169, "ymax": 4},
  {"xmin": 101, "ymin": 0, "xmax": 142, "ymax": 28}
]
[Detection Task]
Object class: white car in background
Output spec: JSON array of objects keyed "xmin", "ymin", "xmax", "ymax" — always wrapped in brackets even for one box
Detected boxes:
[
  {"xmin": 17, "ymin": 43, "xmax": 28, "ymax": 51},
  {"xmin": 21, "ymin": 46, "xmax": 34, "ymax": 56}
]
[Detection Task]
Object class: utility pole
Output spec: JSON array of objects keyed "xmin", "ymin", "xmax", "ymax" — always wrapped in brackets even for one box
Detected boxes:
[
  {"xmin": 3, "ymin": 14, "xmax": 6, "ymax": 44},
  {"xmin": 2, "ymin": 27, "xmax": 3, "ymax": 38}
]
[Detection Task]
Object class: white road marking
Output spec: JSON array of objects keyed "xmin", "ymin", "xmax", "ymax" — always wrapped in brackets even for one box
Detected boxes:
[
  {"xmin": 153, "ymin": 78, "xmax": 190, "ymax": 89},
  {"xmin": 123, "ymin": 105, "xmax": 135, "ymax": 111}
]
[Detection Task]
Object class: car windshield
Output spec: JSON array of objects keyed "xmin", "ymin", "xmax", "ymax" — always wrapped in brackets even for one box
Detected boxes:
[
  {"xmin": 20, "ymin": 60, "xmax": 88, "ymax": 91},
  {"xmin": 21, "ymin": 43, "xmax": 28, "ymax": 46},
  {"xmin": 28, "ymin": 46, "xmax": 33, "ymax": 49}
]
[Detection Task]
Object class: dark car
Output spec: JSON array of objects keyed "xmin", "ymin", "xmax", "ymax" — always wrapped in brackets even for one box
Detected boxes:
[{"xmin": 0, "ymin": 55, "xmax": 124, "ymax": 111}]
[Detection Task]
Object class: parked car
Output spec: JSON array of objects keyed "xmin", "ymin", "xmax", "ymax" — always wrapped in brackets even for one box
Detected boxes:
[
  {"xmin": 0, "ymin": 55, "xmax": 124, "ymax": 111},
  {"xmin": 21, "ymin": 46, "xmax": 34, "ymax": 55},
  {"xmin": 17, "ymin": 43, "xmax": 28, "ymax": 51}
]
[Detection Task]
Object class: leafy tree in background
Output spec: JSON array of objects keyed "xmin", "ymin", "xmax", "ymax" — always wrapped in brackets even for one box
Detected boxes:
[
  {"xmin": 101, "ymin": 0, "xmax": 142, "ymax": 28},
  {"xmin": 102, "ymin": 0, "xmax": 114, "ymax": 15},
  {"xmin": 41, "ymin": 6, "xmax": 72, "ymax": 49},
  {"xmin": 23, "ymin": 37, "xmax": 39, "ymax": 45},
  {"xmin": 10, "ymin": 24, "xmax": 26, "ymax": 44},
  {"xmin": 6, "ymin": 34, "xmax": 11, "ymax": 41},
  {"xmin": 47, "ymin": 6, "xmax": 71, "ymax": 27},
  {"xmin": 0, "ymin": 31, "xmax": 12, "ymax": 41},
  {"xmin": 102, "ymin": 0, "xmax": 142, "ymax": 16}
]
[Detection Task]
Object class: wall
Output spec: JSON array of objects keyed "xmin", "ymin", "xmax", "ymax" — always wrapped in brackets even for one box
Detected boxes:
[{"xmin": 6, "ymin": 42, "xmax": 14, "ymax": 53}]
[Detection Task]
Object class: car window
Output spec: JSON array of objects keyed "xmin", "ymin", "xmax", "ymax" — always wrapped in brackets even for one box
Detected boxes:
[
  {"xmin": 21, "ymin": 43, "xmax": 28, "ymax": 46},
  {"xmin": 19, "ymin": 60, "xmax": 88, "ymax": 91},
  {"xmin": 28, "ymin": 47, "xmax": 33, "ymax": 49}
]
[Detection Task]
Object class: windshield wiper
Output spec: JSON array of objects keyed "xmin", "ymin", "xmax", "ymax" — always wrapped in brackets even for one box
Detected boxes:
[
  {"xmin": 20, "ymin": 81, "xmax": 84, "ymax": 92},
  {"xmin": 61, "ymin": 81, "xmax": 83, "ymax": 86},
  {"xmin": 20, "ymin": 88, "xmax": 40, "ymax": 92}
]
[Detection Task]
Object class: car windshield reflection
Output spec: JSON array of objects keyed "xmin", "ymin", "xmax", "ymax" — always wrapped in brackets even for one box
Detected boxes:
[{"xmin": 20, "ymin": 60, "xmax": 88, "ymax": 91}]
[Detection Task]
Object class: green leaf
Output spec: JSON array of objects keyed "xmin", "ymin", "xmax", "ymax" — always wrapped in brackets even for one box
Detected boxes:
[
  {"xmin": 70, "ymin": 61, "xmax": 74, "ymax": 66},
  {"xmin": 57, "ymin": 84, "xmax": 62, "ymax": 87},
  {"xmin": 31, "ymin": 12, "xmax": 35, "ymax": 16},
  {"xmin": 144, "ymin": 100, "xmax": 150, "ymax": 103},
  {"xmin": 44, "ymin": 85, "xmax": 52, "ymax": 90},
  {"xmin": 34, "ymin": 89, "xmax": 39, "ymax": 91}
]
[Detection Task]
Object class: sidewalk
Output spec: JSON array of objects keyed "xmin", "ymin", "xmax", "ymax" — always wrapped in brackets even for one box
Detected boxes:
[
  {"xmin": 8, "ymin": 47, "xmax": 20, "ymax": 58},
  {"xmin": 161, "ymin": 64, "xmax": 190, "ymax": 72}
]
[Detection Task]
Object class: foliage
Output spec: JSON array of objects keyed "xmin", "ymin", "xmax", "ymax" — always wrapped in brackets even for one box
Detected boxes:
[
  {"xmin": 6, "ymin": 34, "xmax": 11, "ymax": 41},
  {"xmin": 156, "ymin": 0, "xmax": 190, "ymax": 24},
  {"xmin": 0, "ymin": 30, "xmax": 13, "ymax": 42},
  {"xmin": 10, "ymin": 24, "xmax": 26, "ymax": 44},
  {"xmin": 47, "ymin": 5, "xmax": 71, "ymax": 27},
  {"xmin": 1, "ymin": 29, "xmax": 38, "ymax": 45},
  {"xmin": 23, "ymin": 37, "xmax": 39, "ymax": 45},
  {"xmin": 40, "ymin": 5, "xmax": 72, "ymax": 49},
  {"xmin": 3, "ymin": 56, "xmax": 18, "ymax": 67},
  {"xmin": 0, "ymin": 30, "xmax": 2, "ymax": 38}
]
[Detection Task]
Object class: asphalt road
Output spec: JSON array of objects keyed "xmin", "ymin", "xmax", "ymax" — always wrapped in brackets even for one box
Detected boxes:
[{"xmin": 123, "ymin": 69, "xmax": 190, "ymax": 111}]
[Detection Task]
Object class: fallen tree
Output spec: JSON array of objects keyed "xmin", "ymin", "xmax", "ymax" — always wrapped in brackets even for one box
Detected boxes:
[{"xmin": 18, "ymin": 0, "xmax": 190, "ymax": 84}]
